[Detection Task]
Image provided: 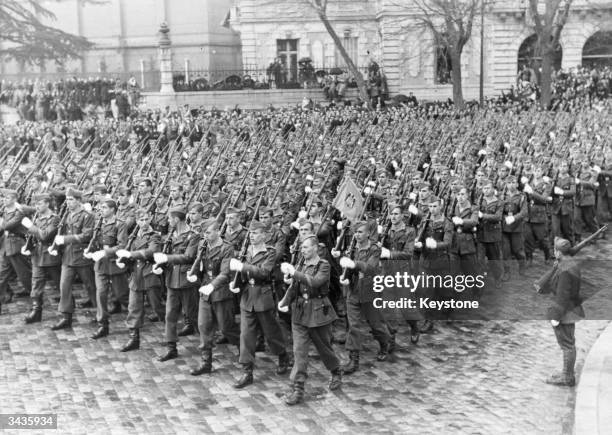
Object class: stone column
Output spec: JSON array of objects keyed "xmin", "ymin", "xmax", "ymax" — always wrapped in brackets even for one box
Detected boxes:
[{"xmin": 158, "ymin": 22, "xmax": 174, "ymax": 94}]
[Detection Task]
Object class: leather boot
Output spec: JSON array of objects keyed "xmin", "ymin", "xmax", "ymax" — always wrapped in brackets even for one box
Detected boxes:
[
  {"xmin": 178, "ymin": 324, "xmax": 195, "ymax": 337},
  {"xmin": 284, "ymin": 380, "xmax": 305, "ymax": 406},
  {"xmin": 546, "ymin": 349, "xmax": 576, "ymax": 387},
  {"xmin": 158, "ymin": 342, "xmax": 178, "ymax": 362},
  {"xmin": 376, "ymin": 341, "xmax": 390, "ymax": 361},
  {"xmin": 190, "ymin": 349, "xmax": 213, "ymax": 376},
  {"xmin": 277, "ymin": 351, "xmax": 291, "ymax": 375},
  {"xmin": 91, "ymin": 324, "xmax": 109, "ymax": 339},
  {"xmin": 342, "ymin": 350, "xmax": 359, "ymax": 375},
  {"xmin": 24, "ymin": 298, "xmax": 43, "ymax": 324},
  {"xmin": 328, "ymin": 368, "xmax": 342, "ymax": 390},
  {"xmin": 51, "ymin": 313, "xmax": 72, "ymax": 330},
  {"xmin": 120, "ymin": 329, "xmax": 140, "ymax": 352},
  {"xmin": 233, "ymin": 364, "xmax": 253, "ymax": 389}
]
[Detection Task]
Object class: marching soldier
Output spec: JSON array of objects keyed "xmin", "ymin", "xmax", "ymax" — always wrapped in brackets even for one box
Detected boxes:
[
  {"xmin": 575, "ymin": 167, "xmax": 599, "ymax": 239},
  {"xmin": 190, "ymin": 218, "xmax": 240, "ymax": 375},
  {"xmin": 551, "ymin": 161, "xmax": 576, "ymax": 244},
  {"xmin": 523, "ymin": 165, "xmax": 552, "ymax": 265},
  {"xmin": 229, "ymin": 220, "xmax": 291, "ymax": 389},
  {"xmin": 476, "ymin": 181, "xmax": 503, "ymax": 289},
  {"xmin": 278, "ymin": 235, "xmax": 342, "ymax": 405},
  {"xmin": 501, "ymin": 175, "xmax": 528, "ymax": 279},
  {"xmin": 115, "ymin": 208, "xmax": 163, "ymax": 352},
  {"xmin": 153, "ymin": 206, "xmax": 201, "ymax": 361},
  {"xmin": 450, "ymin": 186, "xmax": 480, "ymax": 293},
  {"xmin": 20, "ymin": 193, "xmax": 61, "ymax": 323},
  {"xmin": 50, "ymin": 187, "xmax": 97, "ymax": 330}
]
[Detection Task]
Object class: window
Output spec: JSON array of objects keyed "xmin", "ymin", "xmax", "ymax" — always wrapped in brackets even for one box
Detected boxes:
[
  {"xmin": 276, "ymin": 39, "xmax": 299, "ymax": 86},
  {"xmin": 335, "ymin": 36, "xmax": 359, "ymax": 68},
  {"xmin": 517, "ymin": 34, "xmax": 562, "ymax": 75},
  {"xmin": 435, "ymin": 34, "xmax": 452, "ymax": 84},
  {"xmin": 582, "ymin": 31, "xmax": 612, "ymax": 68}
]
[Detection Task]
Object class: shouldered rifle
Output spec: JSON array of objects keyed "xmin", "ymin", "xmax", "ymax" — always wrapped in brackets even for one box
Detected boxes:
[
  {"xmin": 115, "ymin": 223, "xmax": 139, "ymax": 270},
  {"xmin": 152, "ymin": 225, "xmax": 176, "ymax": 275},
  {"xmin": 84, "ymin": 215, "xmax": 104, "ymax": 256}
]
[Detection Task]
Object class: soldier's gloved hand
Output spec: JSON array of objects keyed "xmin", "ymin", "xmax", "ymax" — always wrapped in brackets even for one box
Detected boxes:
[
  {"xmin": 547, "ymin": 196, "xmax": 553, "ymax": 203},
  {"xmin": 409, "ymin": 192, "xmax": 417, "ymax": 201},
  {"xmin": 83, "ymin": 202, "xmax": 93, "ymax": 213},
  {"xmin": 199, "ymin": 284, "xmax": 214, "ymax": 296},
  {"xmin": 478, "ymin": 149, "xmax": 487, "ymax": 156},
  {"xmin": 91, "ymin": 250, "xmax": 106, "ymax": 262},
  {"xmin": 520, "ymin": 176, "xmax": 529, "ymax": 185},
  {"xmin": 593, "ymin": 165, "xmax": 602, "ymax": 174},
  {"xmin": 21, "ymin": 246, "xmax": 31, "ymax": 256},
  {"xmin": 550, "ymin": 319, "xmax": 560, "ymax": 327},
  {"xmin": 21, "ymin": 217, "xmax": 33, "ymax": 229},
  {"xmin": 283, "ymin": 275, "xmax": 293, "ymax": 285},
  {"xmin": 54, "ymin": 235, "xmax": 65, "ymax": 246},
  {"xmin": 229, "ymin": 282, "xmax": 240, "ymax": 293},
  {"xmin": 425, "ymin": 237, "xmax": 437, "ymax": 249},
  {"xmin": 363, "ymin": 187, "xmax": 372, "ymax": 195},
  {"xmin": 595, "ymin": 182, "xmax": 600, "ymax": 187},
  {"xmin": 229, "ymin": 258, "xmax": 243, "ymax": 272},
  {"xmin": 408, "ymin": 204, "xmax": 419, "ymax": 215},
  {"xmin": 290, "ymin": 221, "xmax": 300, "ymax": 230},
  {"xmin": 336, "ymin": 221, "xmax": 343, "ymax": 230},
  {"xmin": 414, "ymin": 241, "xmax": 423, "ymax": 249},
  {"xmin": 339, "ymin": 257, "xmax": 355, "ymax": 269},
  {"xmin": 186, "ymin": 273, "xmax": 198, "ymax": 283},
  {"xmin": 553, "ymin": 187, "xmax": 564, "ymax": 195},
  {"xmin": 298, "ymin": 210, "xmax": 308, "ymax": 219},
  {"xmin": 153, "ymin": 253, "xmax": 168, "ymax": 264},
  {"xmin": 452, "ymin": 216, "xmax": 463, "ymax": 226},
  {"xmin": 278, "ymin": 300, "xmax": 289, "ymax": 313},
  {"xmin": 505, "ymin": 216, "xmax": 515, "ymax": 225},
  {"xmin": 339, "ymin": 277, "xmax": 350, "ymax": 286},
  {"xmin": 575, "ymin": 177, "xmax": 581, "ymax": 185},
  {"xmin": 380, "ymin": 247, "xmax": 391, "ymax": 259},
  {"xmin": 478, "ymin": 211, "xmax": 484, "ymax": 219},
  {"xmin": 305, "ymin": 186, "xmax": 313, "ymax": 194},
  {"xmin": 116, "ymin": 249, "xmax": 131, "ymax": 259},
  {"xmin": 280, "ymin": 262, "xmax": 295, "ymax": 276},
  {"xmin": 331, "ymin": 249, "xmax": 341, "ymax": 258},
  {"xmin": 377, "ymin": 225, "xmax": 383, "ymax": 234},
  {"xmin": 543, "ymin": 176, "xmax": 551, "ymax": 183},
  {"xmin": 523, "ymin": 184, "xmax": 533, "ymax": 194}
]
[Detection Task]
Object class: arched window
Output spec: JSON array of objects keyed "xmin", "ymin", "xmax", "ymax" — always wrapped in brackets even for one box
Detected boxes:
[
  {"xmin": 582, "ymin": 31, "xmax": 612, "ymax": 68},
  {"xmin": 517, "ymin": 34, "xmax": 562, "ymax": 75}
]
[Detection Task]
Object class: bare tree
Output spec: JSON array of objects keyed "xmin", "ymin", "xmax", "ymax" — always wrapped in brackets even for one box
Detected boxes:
[
  {"xmin": 527, "ymin": 0, "xmax": 573, "ymax": 108},
  {"xmin": 306, "ymin": 0, "xmax": 370, "ymax": 104},
  {"xmin": 390, "ymin": 0, "xmax": 479, "ymax": 109},
  {"xmin": 0, "ymin": 0, "xmax": 92, "ymax": 66}
]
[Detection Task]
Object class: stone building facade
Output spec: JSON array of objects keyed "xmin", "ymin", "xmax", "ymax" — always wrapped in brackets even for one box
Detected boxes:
[{"xmin": 229, "ymin": 0, "xmax": 612, "ymax": 100}]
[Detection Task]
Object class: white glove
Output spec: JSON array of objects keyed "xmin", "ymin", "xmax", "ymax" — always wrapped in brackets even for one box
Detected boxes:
[
  {"xmin": 339, "ymin": 257, "xmax": 356, "ymax": 269},
  {"xmin": 422, "ymin": 163, "xmax": 430, "ymax": 169},
  {"xmin": 83, "ymin": 202, "xmax": 93, "ymax": 213},
  {"xmin": 339, "ymin": 277, "xmax": 350, "ymax": 286},
  {"xmin": 21, "ymin": 246, "xmax": 31, "ymax": 256},
  {"xmin": 331, "ymin": 249, "xmax": 341, "ymax": 258},
  {"xmin": 364, "ymin": 187, "xmax": 372, "ymax": 195},
  {"xmin": 54, "ymin": 235, "xmax": 65, "ymax": 246},
  {"xmin": 290, "ymin": 221, "xmax": 300, "ymax": 230},
  {"xmin": 409, "ymin": 192, "xmax": 417, "ymax": 201},
  {"xmin": 414, "ymin": 241, "xmax": 423, "ymax": 249},
  {"xmin": 595, "ymin": 182, "xmax": 600, "ymax": 187},
  {"xmin": 520, "ymin": 176, "xmax": 528, "ymax": 185},
  {"xmin": 91, "ymin": 250, "xmax": 106, "ymax": 262},
  {"xmin": 229, "ymin": 282, "xmax": 240, "ymax": 294},
  {"xmin": 280, "ymin": 262, "xmax": 295, "ymax": 276},
  {"xmin": 298, "ymin": 210, "xmax": 308, "ymax": 219},
  {"xmin": 425, "ymin": 238, "xmax": 437, "ymax": 249},
  {"xmin": 116, "ymin": 249, "xmax": 132, "ymax": 258},
  {"xmin": 505, "ymin": 216, "xmax": 515, "ymax": 225},
  {"xmin": 278, "ymin": 301, "xmax": 289, "ymax": 313},
  {"xmin": 336, "ymin": 221, "xmax": 343, "ymax": 230},
  {"xmin": 478, "ymin": 211, "xmax": 484, "ymax": 219},
  {"xmin": 229, "ymin": 258, "xmax": 243, "ymax": 272},
  {"xmin": 575, "ymin": 178, "xmax": 581, "ymax": 185},
  {"xmin": 377, "ymin": 225, "xmax": 383, "ymax": 234},
  {"xmin": 305, "ymin": 186, "xmax": 313, "ymax": 193},
  {"xmin": 547, "ymin": 196, "xmax": 553, "ymax": 202},
  {"xmin": 395, "ymin": 170, "xmax": 401, "ymax": 178},
  {"xmin": 543, "ymin": 176, "xmax": 551, "ymax": 183},
  {"xmin": 199, "ymin": 284, "xmax": 214, "ymax": 296},
  {"xmin": 478, "ymin": 149, "xmax": 487, "ymax": 156},
  {"xmin": 550, "ymin": 319, "xmax": 560, "ymax": 327},
  {"xmin": 523, "ymin": 184, "xmax": 533, "ymax": 194},
  {"xmin": 186, "ymin": 273, "xmax": 198, "ymax": 283},
  {"xmin": 553, "ymin": 186, "xmax": 564, "ymax": 195},
  {"xmin": 593, "ymin": 165, "xmax": 602, "ymax": 174},
  {"xmin": 452, "ymin": 216, "xmax": 463, "ymax": 226},
  {"xmin": 21, "ymin": 217, "xmax": 33, "ymax": 229},
  {"xmin": 380, "ymin": 247, "xmax": 391, "ymax": 259},
  {"xmin": 408, "ymin": 204, "xmax": 419, "ymax": 215},
  {"xmin": 504, "ymin": 161, "xmax": 512, "ymax": 169},
  {"xmin": 153, "ymin": 252, "xmax": 168, "ymax": 264}
]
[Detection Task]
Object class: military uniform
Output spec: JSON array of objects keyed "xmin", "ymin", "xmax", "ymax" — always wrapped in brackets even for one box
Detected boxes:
[
  {"xmin": 450, "ymin": 203, "xmax": 480, "ymax": 293},
  {"xmin": 551, "ymin": 175, "xmax": 576, "ymax": 244},
  {"xmin": 524, "ymin": 179, "xmax": 552, "ymax": 261},
  {"xmin": 476, "ymin": 195, "xmax": 503, "ymax": 282},
  {"xmin": 224, "ymin": 224, "xmax": 247, "ymax": 255},
  {"xmin": 0, "ymin": 205, "xmax": 32, "ymax": 300},
  {"xmin": 576, "ymin": 176, "xmax": 598, "ymax": 236},
  {"xmin": 501, "ymin": 190, "xmax": 528, "ymax": 275}
]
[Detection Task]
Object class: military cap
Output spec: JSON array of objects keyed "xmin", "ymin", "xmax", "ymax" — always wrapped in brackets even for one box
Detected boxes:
[
  {"xmin": 93, "ymin": 184, "xmax": 108, "ymax": 194},
  {"xmin": 168, "ymin": 206, "xmax": 187, "ymax": 219},
  {"xmin": 226, "ymin": 207, "xmax": 242, "ymax": 216},
  {"xmin": 554, "ymin": 237, "xmax": 572, "ymax": 254},
  {"xmin": 297, "ymin": 217, "xmax": 309, "ymax": 227},
  {"xmin": 66, "ymin": 187, "xmax": 83, "ymax": 199},
  {"xmin": 249, "ymin": 220, "xmax": 266, "ymax": 231},
  {"xmin": 32, "ymin": 193, "xmax": 52, "ymax": 202},
  {"xmin": 1, "ymin": 188, "xmax": 18, "ymax": 197},
  {"xmin": 353, "ymin": 220, "xmax": 369, "ymax": 230},
  {"xmin": 427, "ymin": 195, "xmax": 440, "ymax": 204},
  {"xmin": 189, "ymin": 202, "xmax": 205, "ymax": 213},
  {"xmin": 259, "ymin": 206, "xmax": 274, "ymax": 216}
]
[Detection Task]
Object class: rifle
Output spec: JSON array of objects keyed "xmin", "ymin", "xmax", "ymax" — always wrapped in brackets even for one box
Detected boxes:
[
  {"xmin": 84, "ymin": 216, "xmax": 104, "ymax": 256},
  {"xmin": 152, "ymin": 225, "xmax": 176, "ymax": 275}
]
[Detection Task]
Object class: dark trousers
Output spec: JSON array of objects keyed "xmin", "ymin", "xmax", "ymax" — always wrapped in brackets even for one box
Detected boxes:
[
  {"xmin": 164, "ymin": 287, "xmax": 198, "ymax": 342},
  {"xmin": 524, "ymin": 222, "xmax": 550, "ymax": 259},
  {"xmin": 59, "ymin": 264, "xmax": 96, "ymax": 314},
  {"xmin": 502, "ymin": 232, "xmax": 526, "ymax": 271},
  {"xmin": 578, "ymin": 206, "xmax": 598, "ymax": 235},
  {"xmin": 31, "ymin": 265, "xmax": 61, "ymax": 300},
  {"xmin": 345, "ymin": 294, "xmax": 390, "ymax": 352},
  {"xmin": 95, "ymin": 272, "xmax": 129, "ymax": 326},
  {"xmin": 290, "ymin": 322, "xmax": 339, "ymax": 382},
  {"xmin": 553, "ymin": 323, "xmax": 576, "ymax": 351},
  {"xmin": 0, "ymin": 253, "xmax": 32, "ymax": 296},
  {"xmin": 238, "ymin": 309, "xmax": 286, "ymax": 366},
  {"xmin": 552, "ymin": 212, "xmax": 574, "ymax": 244},
  {"xmin": 126, "ymin": 289, "xmax": 146, "ymax": 329},
  {"xmin": 477, "ymin": 241, "xmax": 502, "ymax": 280},
  {"xmin": 198, "ymin": 298, "xmax": 240, "ymax": 350}
]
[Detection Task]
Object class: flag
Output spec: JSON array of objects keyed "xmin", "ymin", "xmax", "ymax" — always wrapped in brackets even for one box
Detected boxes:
[{"xmin": 332, "ymin": 177, "xmax": 364, "ymax": 224}]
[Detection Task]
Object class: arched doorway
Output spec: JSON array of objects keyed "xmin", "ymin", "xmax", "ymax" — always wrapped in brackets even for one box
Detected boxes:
[
  {"xmin": 517, "ymin": 34, "xmax": 562, "ymax": 82},
  {"xmin": 582, "ymin": 31, "xmax": 612, "ymax": 68}
]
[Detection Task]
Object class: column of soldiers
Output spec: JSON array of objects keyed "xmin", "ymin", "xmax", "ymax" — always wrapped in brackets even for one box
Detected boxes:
[{"xmin": 1, "ymin": 101, "xmax": 611, "ymax": 402}]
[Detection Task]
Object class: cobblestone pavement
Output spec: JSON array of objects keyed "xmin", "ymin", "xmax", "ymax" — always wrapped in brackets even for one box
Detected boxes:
[{"xmin": 0, "ymin": 242, "xmax": 610, "ymax": 434}]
